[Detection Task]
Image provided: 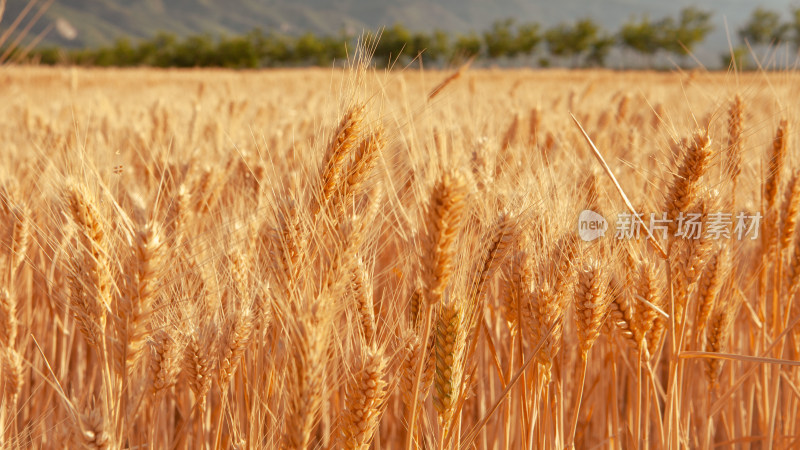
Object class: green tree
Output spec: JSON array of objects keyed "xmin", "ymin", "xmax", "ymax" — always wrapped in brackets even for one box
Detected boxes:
[
  {"xmin": 90, "ymin": 38, "xmax": 140, "ymax": 66},
  {"xmin": 430, "ymin": 30, "xmax": 450, "ymax": 62},
  {"xmin": 790, "ymin": 7, "xmax": 800, "ymax": 49},
  {"xmin": 620, "ymin": 8, "xmax": 712, "ymax": 68},
  {"xmin": 721, "ymin": 45, "xmax": 752, "ymax": 70},
  {"xmin": 451, "ymin": 33, "xmax": 482, "ymax": 63},
  {"xmin": 171, "ymin": 34, "xmax": 215, "ymax": 67},
  {"xmin": 484, "ymin": 19, "xmax": 517, "ymax": 59},
  {"xmin": 293, "ymin": 33, "xmax": 327, "ymax": 65},
  {"xmin": 411, "ymin": 30, "xmax": 448, "ymax": 63},
  {"xmin": 739, "ymin": 7, "xmax": 789, "ymax": 46},
  {"xmin": 29, "ymin": 47, "xmax": 62, "ymax": 65},
  {"xmin": 545, "ymin": 19, "xmax": 601, "ymax": 67},
  {"xmin": 253, "ymin": 31, "xmax": 292, "ymax": 66},
  {"xmin": 668, "ymin": 7, "xmax": 713, "ymax": 58},
  {"xmin": 216, "ymin": 35, "xmax": 259, "ymax": 68},
  {"xmin": 319, "ymin": 34, "xmax": 348, "ymax": 65},
  {"xmin": 514, "ymin": 23, "xmax": 541, "ymax": 57},
  {"xmin": 144, "ymin": 33, "xmax": 180, "ymax": 67},
  {"xmin": 373, "ymin": 24, "xmax": 413, "ymax": 65},
  {"xmin": 586, "ymin": 34, "xmax": 614, "ymax": 67},
  {"xmin": 619, "ymin": 15, "xmax": 662, "ymax": 66},
  {"xmin": 370, "ymin": 26, "xmax": 447, "ymax": 66}
]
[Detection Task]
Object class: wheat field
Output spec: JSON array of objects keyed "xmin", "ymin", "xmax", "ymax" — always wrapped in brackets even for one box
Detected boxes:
[{"xmin": 1, "ymin": 61, "xmax": 799, "ymax": 449}]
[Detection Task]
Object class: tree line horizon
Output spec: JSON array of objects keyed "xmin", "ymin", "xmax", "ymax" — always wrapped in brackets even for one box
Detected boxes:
[{"xmin": 15, "ymin": 6, "xmax": 800, "ymax": 70}]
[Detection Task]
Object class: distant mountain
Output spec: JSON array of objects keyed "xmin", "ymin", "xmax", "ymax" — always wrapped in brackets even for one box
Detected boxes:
[{"xmin": 3, "ymin": 0, "xmax": 798, "ymax": 65}]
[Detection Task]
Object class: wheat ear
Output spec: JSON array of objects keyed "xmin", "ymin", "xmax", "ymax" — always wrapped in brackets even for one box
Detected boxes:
[
  {"xmin": 764, "ymin": 119, "xmax": 789, "ymax": 214},
  {"xmin": 72, "ymin": 406, "xmax": 114, "ymax": 449},
  {"xmin": 574, "ymin": 260, "xmax": 611, "ymax": 356},
  {"xmin": 527, "ymin": 282, "xmax": 564, "ymax": 382},
  {"xmin": 339, "ymin": 346, "xmax": 389, "ymax": 450},
  {"xmin": 218, "ymin": 308, "xmax": 254, "ymax": 388},
  {"xmin": 338, "ymin": 127, "xmax": 384, "ymax": 211},
  {"xmin": 724, "ymin": 95, "xmax": 744, "ymax": 205},
  {"xmin": 780, "ymin": 170, "xmax": 800, "ymax": 252},
  {"xmin": 694, "ymin": 249, "xmax": 724, "ymax": 341},
  {"xmin": 634, "ymin": 260, "xmax": 662, "ymax": 357},
  {"xmin": 8, "ymin": 203, "xmax": 29, "ymax": 274},
  {"xmin": 0, "ymin": 288, "xmax": 16, "ymax": 347},
  {"xmin": 503, "ymin": 248, "xmax": 531, "ymax": 336},
  {"xmin": 283, "ymin": 310, "xmax": 328, "ymax": 449},
  {"xmin": 471, "ymin": 212, "xmax": 516, "ymax": 303},
  {"xmin": 704, "ymin": 298, "xmax": 737, "ymax": 389},
  {"xmin": 2, "ymin": 347, "xmax": 23, "ymax": 409},
  {"xmin": 664, "ymin": 131, "xmax": 712, "ymax": 240},
  {"xmin": 315, "ymin": 104, "xmax": 366, "ymax": 215},
  {"xmin": 400, "ymin": 328, "xmax": 434, "ymax": 417},
  {"xmin": 569, "ymin": 260, "xmax": 611, "ymax": 448},
  {"xmin": 65, "ymin": 184, "xmax": 112, "ymax": 353},
  {"xmin": 351, "ymin": 258, "xmax": 375, "ymax": 343},
  {"xmin": 181, "ymin": 325, "xmax": 214, "ymax": 410},
  {"xmin": 119, "ymin": 221, "xmax": 164, "ymax": 375},
  {"xmin": 433, "ymin": 299, "xmax": 468, "ymax": 437},
  {"xmin": 149, "ymin": 330, "xmax": 182, "ymax": 395},
  {"xmin": 608, "ymin": 276, "xmax": 637, "ymax": 349},
  {"xmin": 423, "ymin": 170, "xmax": 468, "ymax": 306}
]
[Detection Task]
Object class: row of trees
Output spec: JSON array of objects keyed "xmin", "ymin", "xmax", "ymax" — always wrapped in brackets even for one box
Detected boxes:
[
  {"xmin": 31, "ymin": 30, "xmax": 350, "ymax": 68},
  {"xmin": 23, "ymin": 6, "xmax": 800, "ymax": 69},
  {"xmin": 727, "ymin": 7, "xmax": 800, "ymax": 68}
]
